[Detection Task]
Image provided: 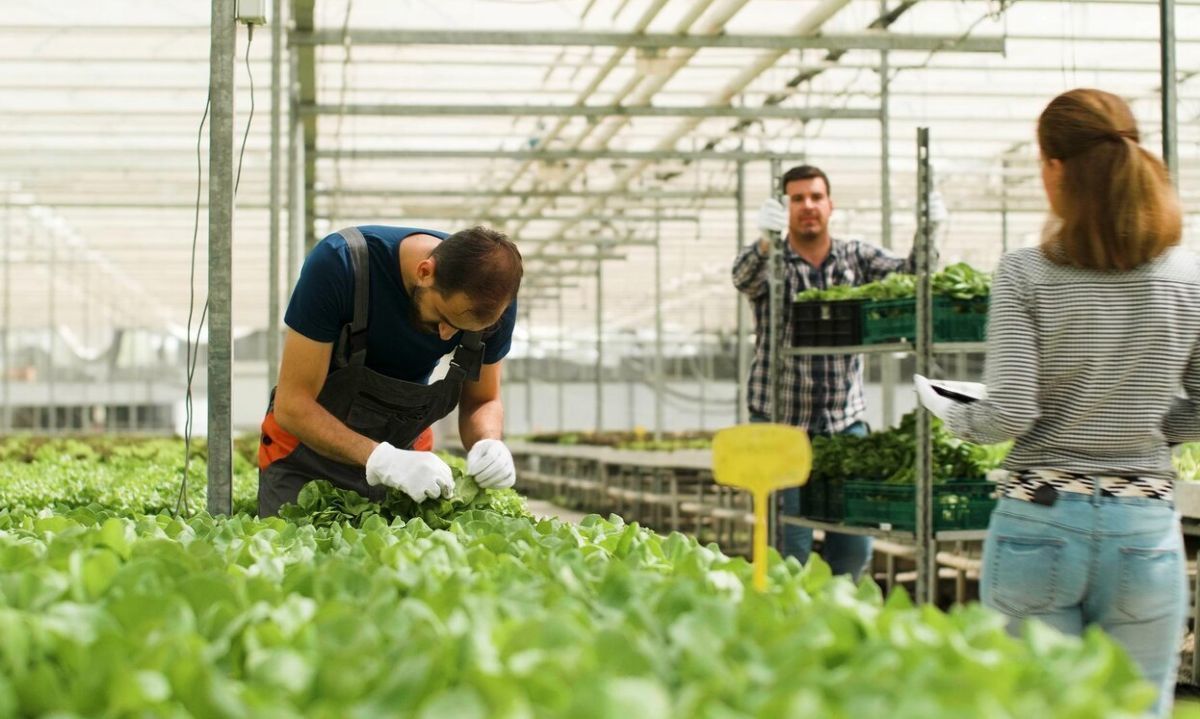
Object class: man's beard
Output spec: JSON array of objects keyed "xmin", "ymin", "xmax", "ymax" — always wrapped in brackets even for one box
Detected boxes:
[
  {"xmin": 796, "ymin": 226, "xmax": 825, "ymax": 243},
  {"xmin": 408, "ymin": 286, "xmax": 440, "ymax": 335}
]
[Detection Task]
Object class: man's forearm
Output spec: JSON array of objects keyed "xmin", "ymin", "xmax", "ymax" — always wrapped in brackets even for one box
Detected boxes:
[
  {"xmin": 276, "ymin": 395, "xmax": 377, "ymax": 466},
  {"xmin": 732, "ymin": 243, "xmax": 769, "ymax": 297},
  {"xmin": 459, "ymin": 398, "xmax": 504, "ymax": 449}
]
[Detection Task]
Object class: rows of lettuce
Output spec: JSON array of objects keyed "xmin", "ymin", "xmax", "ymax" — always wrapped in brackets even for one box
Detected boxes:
[
  {"xmin": 0, "ymin": 434, "xmax": 1170, "ymax": 717},
  {"xmin": 525, "ymin": 430, "xmax": 713, "ymax": 452}
]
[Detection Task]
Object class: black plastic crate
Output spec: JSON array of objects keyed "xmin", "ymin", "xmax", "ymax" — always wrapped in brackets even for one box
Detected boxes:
[{"xmin": 791, "ymin": 300, "xmax": 865, "ymax": 347}]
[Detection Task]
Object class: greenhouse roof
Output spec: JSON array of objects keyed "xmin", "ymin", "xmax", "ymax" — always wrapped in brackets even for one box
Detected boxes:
[{"xmin": 4, "ymin": 0, "xmax": 1200, "ymax": 350}]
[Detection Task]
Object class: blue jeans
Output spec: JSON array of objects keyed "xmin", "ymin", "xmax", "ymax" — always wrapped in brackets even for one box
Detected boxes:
[
  {"xmin": 983, "ymin": 493, "xmax": 1186, "ymax": 718},
  {"xmin": 750, "ymin": 413, "xmax": 873, "ymax": 581}
]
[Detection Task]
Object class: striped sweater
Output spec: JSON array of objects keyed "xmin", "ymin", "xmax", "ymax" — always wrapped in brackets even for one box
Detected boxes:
[{"xmin": 945, "ymin": 245, "xmax": 1200, "ymax": 480}]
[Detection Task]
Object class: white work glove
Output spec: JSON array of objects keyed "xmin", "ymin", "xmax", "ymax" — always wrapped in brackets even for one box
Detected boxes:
[
  {"xmin": 756, "ymin": 198, "xmax": 787, "ymax": 234},
  {"xmin": 913, "ymin": 374, "xmax": 955, "ymax": 421},
  {"xmin": 365, "ymin": 442, "xmax": 454, "ymax": 503},
  {"xmin": 929, "ymin": 190, "xmax": 948, "ymax": 228},
  {"xmin": 467, "ymin": 439, "xmax": 516, "ymax": 489}
]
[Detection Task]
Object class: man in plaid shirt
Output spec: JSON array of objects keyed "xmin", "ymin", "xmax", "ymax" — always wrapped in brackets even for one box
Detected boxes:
[{"xmin": 731, "ymin": 164, "xmax": 943, "ymax": 579}]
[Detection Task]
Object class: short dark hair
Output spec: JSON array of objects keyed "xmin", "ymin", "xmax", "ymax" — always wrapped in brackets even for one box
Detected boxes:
[
  {"xmin": 431, "ymin": 226, "xmax": 523, "ymax": 320},
  {"xmin": 780, "ymin": 165, "xmax": 832, "ymax": 197}
]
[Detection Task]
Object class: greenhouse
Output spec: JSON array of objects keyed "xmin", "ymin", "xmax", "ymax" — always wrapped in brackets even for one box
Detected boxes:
[{"xmin": 3, "ymin": 0, "xmax": 1200, "ymax": 716}]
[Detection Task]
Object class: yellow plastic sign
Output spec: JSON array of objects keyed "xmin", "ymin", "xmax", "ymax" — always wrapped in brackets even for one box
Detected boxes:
[{"xmin": 712, "ymin": 423, "xmax": 813, "ymax": 592}]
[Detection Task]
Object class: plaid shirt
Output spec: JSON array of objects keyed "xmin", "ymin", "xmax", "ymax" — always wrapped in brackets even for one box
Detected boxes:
[{"xmin": 732, "ymin": 237, "xmax": 916, "ymax": 432}]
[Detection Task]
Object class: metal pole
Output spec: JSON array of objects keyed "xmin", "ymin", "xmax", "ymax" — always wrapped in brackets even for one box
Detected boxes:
[
  {"xmin": 654, "ymin": 221, "xmax": 664, "ymax": 441},
  {"xmin": 767, "ymin": 157, "xmax": 783, "ymax": 550},
  {"xmin": 594, "ymin": 262, "xmax": 603, "ymax": 432},
  {"xmin": 879, "ymin": 9, "xmax": 898, "ymax": 430},
  {"xmin": 267, "ymin": 0, "xmax": 283, "ymax": 391},
  {"xmin": 1, "ymin": 199, "xmax": 9, "ymax": 432},
  {"xmin": 206, "ymin": 0, "xmax": 236, "ymax": 516},
  {"xmin": 767, "ymin": 158, "xmax": 783, "ymax": 423},
  {"xmin": 735, "ymin": 160, "xmax": 749, "ymax": 425},
  {"xmin": 47, "ymin": 217, "xmax": 56, "ymax": 433},
  {"xmin": 627, "ymin": 334, "xmax": 636, "ymax": 430},
  {"xmin": 287, "ymin": 43, "xmax": 303, "ymax": 293},
  {"xmin": 524, "ymin": 304, "xmax": 534, "ymax": 434},
  {"xmin": 302, "ymin": 103, "xmax": 880, "ymax": 121},
  {"xmin": 292, "ymin": 28, "xmax": 1007, "ymax": 53},
  {"xmin": 915, "ymin": 127, "xmax": 935, "ymax": 604},
  {"xmin": 557, "ymin": 290, "xmax": 564, "ymax": 432},
  {"xmin": 699, "ymin": 303, "xmax": 707, "ymax": 431},
  {"xmin": 82, "ymin": 259, "xmax": 91, "ymax": 432},
  {"xmin": 1161, "ymin": 0, "xmax": 1179, "ymax": 183},
  {"xmin": 1001, "ymin": 158, "xmax": 1010, "ymax": 254}
]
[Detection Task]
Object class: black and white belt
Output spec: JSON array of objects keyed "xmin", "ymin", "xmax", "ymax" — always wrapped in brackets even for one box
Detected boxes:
[{"xmin": 1002, "ymin": 468, "xmax": 1173, "ymax": 504}]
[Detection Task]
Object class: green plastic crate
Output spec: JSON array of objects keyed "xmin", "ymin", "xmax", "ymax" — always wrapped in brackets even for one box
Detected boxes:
[
  {"xmin": 861, "ymin": 298, "xmax": 916, "ymax": 345},
  {"xmin": 934, "ymin": 296, "xmax": 989, "ymax": 342},
  {"xmin": 784, "ymin": 477, "xmax": 846, "ymax": 523},
  {"xmin": 859, "ymin": 296, "xmax": 989, "ymax": 345},
  {"xmin": 843, "ymin": 480, "xmax": 998, "ymax": 531}
]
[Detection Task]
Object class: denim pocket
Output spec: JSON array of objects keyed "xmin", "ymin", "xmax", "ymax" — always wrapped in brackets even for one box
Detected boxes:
[
  {"xmin": 988, "ymin": 536, "xmax": 1065, "ymax": 615},
  {"xmin": 1116, "ymin": 546, "xmax": 1183, "ymax": 621}
]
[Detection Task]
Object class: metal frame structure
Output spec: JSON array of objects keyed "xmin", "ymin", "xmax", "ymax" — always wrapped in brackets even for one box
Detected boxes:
[
  {"xmin": 768, "ymin": 129, "xmax": 976, "ymax": 603},
  {"xmin": 0, "ymin": 1, "xmax": 1191, "ymax": 521},
  {"xmin": 206, "ymin": 0, "xmax": 235, "ymax": 515}
]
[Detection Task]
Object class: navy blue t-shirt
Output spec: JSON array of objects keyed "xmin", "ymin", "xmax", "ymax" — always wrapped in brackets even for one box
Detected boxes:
[{"xmin": 284, "ymin": 225, "xmax": 517, "ymax": 383}]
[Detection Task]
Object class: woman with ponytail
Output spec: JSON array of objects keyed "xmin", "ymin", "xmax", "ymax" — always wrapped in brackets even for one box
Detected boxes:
[{"xmin": 916, "ymin": 88, "xmax": 1199, "ymax": 717}]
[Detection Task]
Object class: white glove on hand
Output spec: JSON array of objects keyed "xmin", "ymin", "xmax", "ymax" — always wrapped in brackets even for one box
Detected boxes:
[
  {"xmin": 365, "ymin": 442, "xmax": 454, "ymax": 503},
  {"xmin": 929, "ymin": 191, "xmax": 948, "ymax": 228},
  {"xmin": 756, "ymin": 198, "xmax": 787, "ymax": 234},
  {"xmin": 913, "ymin": 374, "xmax": 955, "ymax": 421},
  {"xmin": 467, "ymin": 439, "xmax": 517, "ymax": 489}
]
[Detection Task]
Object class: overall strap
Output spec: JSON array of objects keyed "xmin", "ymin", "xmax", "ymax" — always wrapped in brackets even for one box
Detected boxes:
[
  {"xmin": 447, "ymin": 331, "xmax": 485, "ymax": 383},
  {"xmin": 333, "ymin": 227, "xmax": 371, "ymax": 368}
]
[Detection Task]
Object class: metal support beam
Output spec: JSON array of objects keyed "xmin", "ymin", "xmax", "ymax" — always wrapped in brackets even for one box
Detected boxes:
[
  {"xmin": 314, "ymin": 211, "xmax": 699, "ymax": 226},
  {"xmin": 526, "ymin": 252, "xmax": 626, "ymax": 262},
  {"xmin": 302, "ymin": 103, "xmax": 879, "ymax": 121},
  {"xmin": 1, "ymin": 200, "xmax": 8, "ymax": 432},
  {"xmin": 518, "ymin": 238, "xmax": 658, "ymax": 247},
  {"xmin": 48, "ymin": 216, "xmax": 56, "ymax": 433},
  {"xmin": 735, "ymin": 160, "xmax": 749, "ymax": 425},
  {"xmin": 1162, "ymin": 0, "xmax": 1179, "ymax": 181},
  {"xmin": 699, "ymin": 304, "xmax": 708, "ymax": 430},
  {"xmin": 1001, "ymin": 158, "xmax": 1011, "ymax": 253},
  {"xmin": 524, "ymin": 304, "xmax": 534, "ymax": 434},
  {"xmin": 556, "ymin": 291, "xmax": 565, "ymax": 432},
  {"xmin": 766, "ymin": 157, "xmax": 783, "ymax": 552},
  {"xmin": 594, "ymin": 262, "xmax": 603, "ymax": 433},
  {"xmin": 915, "ymin": 127, "xmax": 935, "ymax": 604},
  {"xmin": 287, "ymin": 42, "xmax": 304, "ymax": 289},
  {"xmin": 879, "ymin": 6, "xmax": 897, "ymax": 430},
  {"xmin": 292, "ymin": 29, "xmax": 1005, "ymax": 53},
  {"xmin": 293, "ymin": 0, "xmax": 317, "ymax": 250},
  {"xmin": 766, "ymin": 158, "xmax": 783, "ymax": 424},
  {"xmin": 654, "ymin": 220, "xmax": 664, "ymax": 441},
  {"xmin": 268, "ymin": 0, "xmax": 283, "ymax": 392},
  {"xmin": 206, "ymin": 0, "xmax": 236, "ymax": 516},
  {"xmin": 315, "ymin": 187, "xmax": 733, "ymax": 199},
  {"xmin": 317, "ymin": 148, "xmax": 825, "ymax": 163}
]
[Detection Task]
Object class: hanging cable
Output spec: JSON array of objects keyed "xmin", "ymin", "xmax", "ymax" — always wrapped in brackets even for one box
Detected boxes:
[{"xmin": 177, "ymin": 24, "xmax": 259, "ymax": 518}]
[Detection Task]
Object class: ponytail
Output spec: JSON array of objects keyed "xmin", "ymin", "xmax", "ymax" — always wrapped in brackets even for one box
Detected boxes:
[{"xmin": 1038, "ymin": 89, "xmax": 1180, "ymax": 271}]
